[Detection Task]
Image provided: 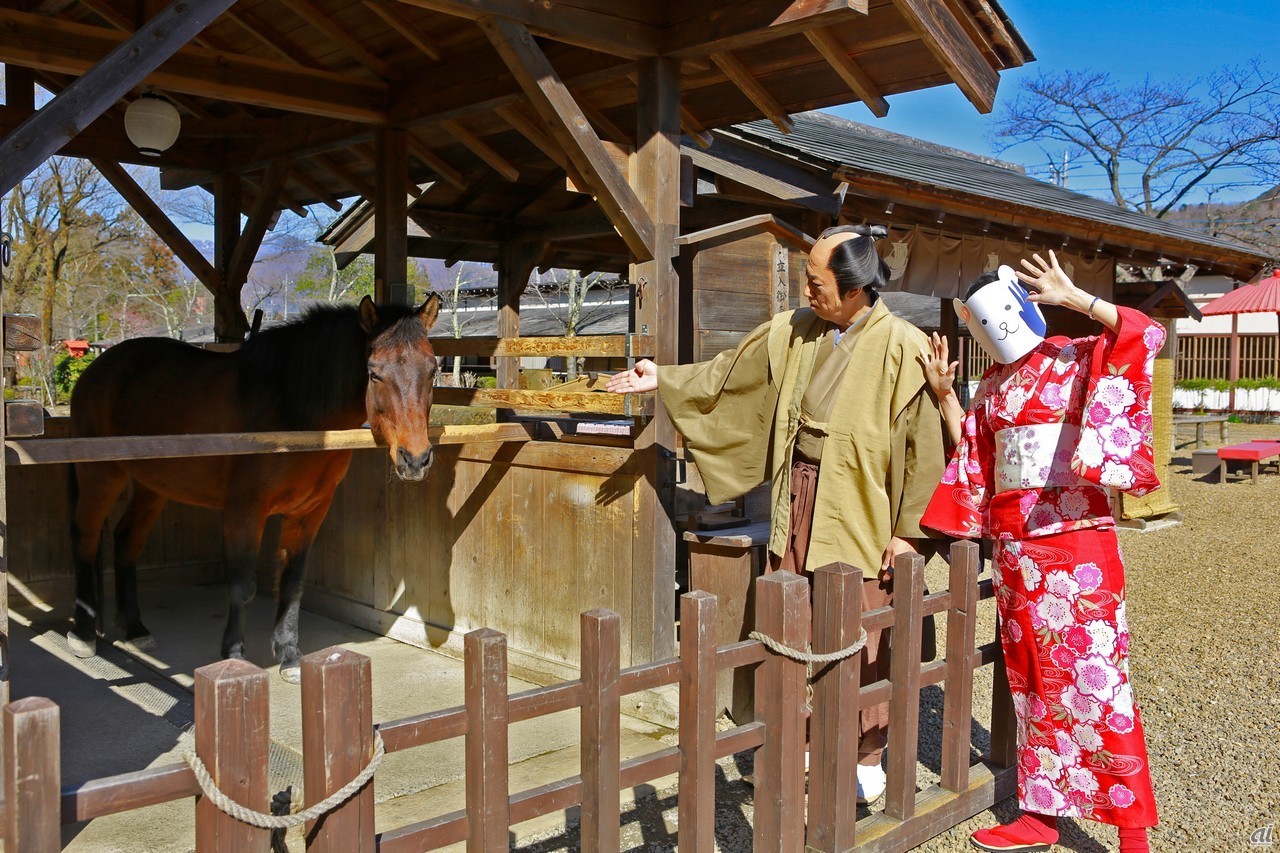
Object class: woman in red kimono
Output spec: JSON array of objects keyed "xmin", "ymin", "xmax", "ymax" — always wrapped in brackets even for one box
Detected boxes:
[{"xmin": 922, "ymin": 253, "xmax": 1161, "ymax": 853}]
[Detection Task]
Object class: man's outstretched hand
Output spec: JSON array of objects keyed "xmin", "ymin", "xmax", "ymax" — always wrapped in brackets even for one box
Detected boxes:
[{"xmin": 605, "ymin": 359, "xmax": 659, "ymax": 394}]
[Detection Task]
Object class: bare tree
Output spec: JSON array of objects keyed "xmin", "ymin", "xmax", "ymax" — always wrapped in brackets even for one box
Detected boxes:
[
  {"xmin": 435, "ymin": 261, "xmax": 485, "ymax": 384},
  {"xmin": 992, "ymin": 61, "xmax": 1280, "ymax": 219}
]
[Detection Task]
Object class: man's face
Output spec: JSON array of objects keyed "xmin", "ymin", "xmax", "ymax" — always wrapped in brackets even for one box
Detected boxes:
[{"xmin": 805, "ymin": 238, "xmax": 853, "ymax": 323}]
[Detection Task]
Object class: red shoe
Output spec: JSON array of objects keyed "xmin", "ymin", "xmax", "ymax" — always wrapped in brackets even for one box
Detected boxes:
[{"xmin": 970, "ymin": 813, "xmax": 1058, "ymax": 852}]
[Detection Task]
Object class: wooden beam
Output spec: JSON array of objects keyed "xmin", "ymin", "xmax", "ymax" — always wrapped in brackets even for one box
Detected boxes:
[
  {"xmin": 0, "ymin": 8, "xmax": 387, "ymax": 125},
  {"xmin": 0, "ymin": 0, "xmax": 239, "ymax": 196},
  {"xmin": 890, "ymin": 0, "xmax": 999, "ymax": 113},
  {"xmin": 91, "ymin": 158, "xmax": 220, "ymax": 292},
  {"xmin": 679, "ymin": 106, "xmax": 714, "ymax": 149},
  {"xmin": 804, "ymin": 27, "xmax": 889, "ymax": 118},
  {"xmin": 314, "ymin": 153, "xmax": 374, "ymax": 201},
  {"xmin": 390, "ymin": 0, "xmax": 660, "ymax": 58},
  {"xmin": 228, "ymin": 161, "xmax": 291, "ymax": 290},
  {"xmin": 479, "ymin": 17, "xmax": 656, "ymax": 261},
  {"xmin": 0, "ymin": 104, "xmax": 199, "ymax": 168},
  {"xmin": 407, "ymin": 209, "xmax": 504, "ymax": 242},
  {"xmin": 353, "ymin": 144, "xmax": 423, "ymax": 199},
  {"xmin": 279, "ymin": 0, "xmax": 399, "ymax": 81},
  {"xmin": 709, "ymin": 51, "xmax": 793, "ymax": 134},
  {"xmin": 685, "ymin": 139, "xmax": 843, "ymax": 217},
  {"xmin": 494, "ymin": 104, "xmax": 585, "ymax": 186},
  {"xmin": 406, "ymin": 136, "xmax": 466, "ymax": 190},
  {"xmin": 577, "ymin": 96, "xmax": 630, "ymax": 145},
  {"xmin": 496, "ymin": 242, "xmax": 540, "ymax": 390},
  {"xmin": 290, "ymin": 169, "xmax": 344, "ymax": 211},
  {"xmin": 440, "ymin": 118, "xmax": 520, "ymax": 183},
  {"xmin": 664, "ymin": 0, "xmax": 868, "ymax": 57},
  {"xmin": 363, "ymin": 0, "xmax": 443, "ymax": 62}
]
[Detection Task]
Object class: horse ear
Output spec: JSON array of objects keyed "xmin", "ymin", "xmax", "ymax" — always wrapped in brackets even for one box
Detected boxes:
[
  {"xmin": 417, "ymin": 293, "xmax": 441, "ymax": 331},
  {"xmin": 358, "ymin": 295, "xmax": 379, "ymax": 333}
]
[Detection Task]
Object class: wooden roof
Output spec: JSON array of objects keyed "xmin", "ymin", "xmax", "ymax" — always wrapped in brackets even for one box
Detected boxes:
[{"xmin": 1, "ymin": 0, "xmax": 1033, "ymax": 217}]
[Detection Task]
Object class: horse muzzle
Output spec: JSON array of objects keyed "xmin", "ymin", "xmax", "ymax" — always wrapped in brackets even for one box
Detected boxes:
[{"xmin": 394, "ymin": 446, "xmax": 434, "ymax": 481}]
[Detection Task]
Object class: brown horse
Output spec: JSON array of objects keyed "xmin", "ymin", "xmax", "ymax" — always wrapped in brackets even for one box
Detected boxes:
[{"xmin": 67, "ymin": 295, "xmax": 440, "ymax": 681}]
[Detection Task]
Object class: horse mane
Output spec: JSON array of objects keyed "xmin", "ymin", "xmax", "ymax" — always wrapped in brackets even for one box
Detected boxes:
[{"xmin": 237, "ymin": 302, "xmax": 419, "ymax": 429}]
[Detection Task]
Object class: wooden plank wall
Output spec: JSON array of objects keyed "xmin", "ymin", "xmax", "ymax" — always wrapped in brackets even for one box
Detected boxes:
[
  {"xmin": 6, "ymin": 461, "xmax": 224, "ymax": 603},
  {"xmin": 304, "ymin": 443, "xmax": 642, "ymax": 679},
  {"xmin": 692, "ymin": 232, "xmax": 775, "ymax": 361}
]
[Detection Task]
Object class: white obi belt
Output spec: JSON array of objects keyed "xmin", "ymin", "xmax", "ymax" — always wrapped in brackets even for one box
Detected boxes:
[{"xmin": 993, "ymin": 423, "xmax": 1091, "ymax": 494}]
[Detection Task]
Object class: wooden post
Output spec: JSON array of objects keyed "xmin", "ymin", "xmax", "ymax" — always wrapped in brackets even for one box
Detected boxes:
[
  {"xmin": 0, "ymin": 261, "xmax": 10, "ymax": 707},
  {"xmin": 884, "ymin": 551, "xmax": 925, "ymax": 821},
  {"xmin": 212, "ymin": 173, "xmax": 245, "ymax": 343},
  {"xmin": 464, "ymin": 628, "xmax": 509, "ymax": 852},
  {"xmin": 194, "ymin": 659, "xmax": 271, "ymax": 852},
  {"xmin": 496, "ymin": 243, "xmax": 539, "ymax": 391},
  {"xmin": 629, "ymin": 56, "xmax": 681, "ymax": 667},
  {"xmin": 752, "ymin": 570, "xmax": 808, "ymax": 852},
  {"xmin": 1229, "ymin": 314, "xmax": 1240, "ymax": 412},
  {"xmin": 678, "ymin": 591, "xmax": 717, "ymax": 852},
  {"xmin": 579, "ymin": 609, "xmax": 621, "ymax": 853},
  {"xmin": 806, "ymin": 562, "xmax": 862, "ymax": 853},
  {"xmin": 940, "ymin": 541, "xmax": 980, "ymax": 792},
  {"xmin": 301, "ymin": 647, "xmax": 375, "ymax": 852},
  {"xmin": 374, "ymin": 126, "xmax": 409, "ymax": 305},
  {"xmin": 989, "ymin": 625, "xmax": 1018, "ymax": 769},
  {"xmin": 4, "ymin": 697, "xmax": 60, "ymax": 853}
]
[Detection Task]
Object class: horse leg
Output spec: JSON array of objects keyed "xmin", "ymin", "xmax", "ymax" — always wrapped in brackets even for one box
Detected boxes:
[
  {"xmin": 68, "ymin": 463, "xmax": 128, "ymax": 658},
  {"xmin": 111, "ymin": 484, "xmax": 167, "ymax": 650},
  {"xmin": 271, "ymin": 498, "xmax": 335, "ymax": 683},
  {"xmin": 220, "ymin": 508, "xmax": 269, "ymax": 662}
]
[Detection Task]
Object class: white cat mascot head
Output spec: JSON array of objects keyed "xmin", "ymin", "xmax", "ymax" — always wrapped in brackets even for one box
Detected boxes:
[{"xmin": 952, "ymin": 265, "xmax": 1048, "ymax": 364}]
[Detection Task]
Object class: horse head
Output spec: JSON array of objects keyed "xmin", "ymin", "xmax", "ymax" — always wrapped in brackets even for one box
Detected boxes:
[{"xmin": 359, "ymin": 294, "xmax": 440, "ymax": 482}]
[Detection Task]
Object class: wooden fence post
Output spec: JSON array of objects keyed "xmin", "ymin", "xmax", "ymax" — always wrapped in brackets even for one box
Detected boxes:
[
  {"xmin": 806, "ymin": 562, "xmax": 862, "ymax": 852},
  {"xmin": 194, "ymin": 659, "xmax": 270, "ymax": 852},
  {"xmin": 989, "ymin": 633, "xmax": 1019, "ymax": 769},
  {"xmin": 302, "ymin": 647, "xmax": 375, "ymax": 852},
  {"xmin": 4, "ymin": 697, "xmax": 60, "ymax": 853},
  {"xmin": 580, "ymin": 609, "xmax": 620, "ymax": 853},
  {"xmin": 884, "ymin": 552, "xmax": 925, "ymax": 821},
  {"xmin": 752, "ymin": 570, "xmax": 808, "ymax": 852},
  {"xmin": 941, "ymin": 541, "xmax": 981, "ymax": 792},
  {"xmin": 465, "ymin": 628, "xmax": 510, "ymax": 852},
  {"xmin": 678, "ymin": 591, "xmax": 717, "ymax": 853}
]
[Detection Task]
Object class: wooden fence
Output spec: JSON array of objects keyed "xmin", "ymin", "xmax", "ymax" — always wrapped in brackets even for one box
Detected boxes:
[
  {"xmin": 0, "ymin": 544, "xmax": 1017, "ymax": 852},
  {"xmin": 1175, "ymin": 334, "xmax": 1280, "ymax": 382}
]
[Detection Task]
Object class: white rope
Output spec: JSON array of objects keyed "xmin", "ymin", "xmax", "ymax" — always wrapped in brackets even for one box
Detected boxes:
[
  {"xmin": 748, "ymin": 627, "xmax": 868, "ymax": 664},
  {"xmin": 184, "ymin": 731, "xmax": 385, "ymax": 829}
]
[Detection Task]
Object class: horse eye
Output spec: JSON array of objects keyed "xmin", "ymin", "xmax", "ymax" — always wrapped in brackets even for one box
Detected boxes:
[{"xmin": 369, "ymin": 370, "xmax": 383, "ymax": 383}]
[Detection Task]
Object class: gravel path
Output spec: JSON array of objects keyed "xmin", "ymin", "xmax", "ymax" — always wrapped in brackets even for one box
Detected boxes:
[{"xmin": 519, "ymin": 422, "xmax": 1280, "ymax": 852}]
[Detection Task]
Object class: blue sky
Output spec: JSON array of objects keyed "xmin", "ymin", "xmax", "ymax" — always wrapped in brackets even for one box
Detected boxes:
[{"xmin": 825, "ymin": 0, "xmax": 1280, "ymax": 204}]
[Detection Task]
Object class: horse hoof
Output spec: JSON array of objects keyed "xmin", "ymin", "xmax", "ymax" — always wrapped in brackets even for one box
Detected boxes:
[
  {"xmin": 124, "ymin": 635, "xmax": 159, "ymax": 653},
  {"xmin": 279, "ymin": 666, "xmax": 302, "ymax": 684},
  {"xmin": 67, "ymin": 632, "xmax": 97, "ymax": 659}
]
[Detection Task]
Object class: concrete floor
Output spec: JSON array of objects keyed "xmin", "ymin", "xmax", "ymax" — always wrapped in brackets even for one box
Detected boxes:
[{"xmin": 8, "ymin": 582, "xmax": 677, "ymax": 852}]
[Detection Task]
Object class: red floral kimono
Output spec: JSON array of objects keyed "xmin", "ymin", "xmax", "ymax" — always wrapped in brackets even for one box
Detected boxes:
[{"xmin": 923, "ymin": 306, "xmax": 1164, "ymax": 828}]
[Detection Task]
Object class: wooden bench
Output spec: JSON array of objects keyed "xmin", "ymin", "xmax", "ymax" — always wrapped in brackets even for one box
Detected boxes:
[
  {"xmin": 1174, "ymin": 414, "xmax": 1230, "ymax": 449},
  {"xmin": 1217, "ymin": 440, "xmax": 1280, "ymax": 484}
]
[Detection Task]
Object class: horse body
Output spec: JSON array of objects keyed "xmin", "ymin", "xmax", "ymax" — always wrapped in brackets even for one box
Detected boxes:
[{"xmin": 68, "ymin": 296, "xmax": 439, "ymax": 681}]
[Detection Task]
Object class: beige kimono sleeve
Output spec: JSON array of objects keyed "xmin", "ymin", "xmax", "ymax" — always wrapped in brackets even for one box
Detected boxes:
[
  {"xmin": 657, "ymin": 321, "xmax": 780, "ymax": 505},
  {"xmin": 887, "ymin": 385, "xmax": 946, "ymax": 540}
]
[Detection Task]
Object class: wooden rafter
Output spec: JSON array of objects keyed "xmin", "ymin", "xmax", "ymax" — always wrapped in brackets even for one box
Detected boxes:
[
  {"xmin": 351, "ymin": 144, "xmax": 423, "ymax": 199},
  {"xmin": 687, "ymin": 137, "xmax": 844, "ymax": 217},
  {"xmin": 91, "ymin": 158, "xmax": 221, "ymax": 291},
  {"xmin": 0, "ymin": 8, "xmax": 387, "ymax": 123},
  {"xmin": 290, "ymin": 169, "xmax": 344, "ymax": 210},
  {"xmin": 664, "ymin": 0, "xmax": 868, "ymax": 57},
  {"xmin": 406, "ymin": 136, "xmax": 466, "ymax": 190},
  {"xmin": 804, "ymin": 27, "xmax": 888, "ymax": 118},
  {"xmin": 0, "ymin": 0, "xmax": 239, "ymax": 196},
  {"xmin": 279, "ymin": 0, "xmax": 399, "ymax": 81},
  {"xmin": 709, "ymin": 51, "xmax": 793, "ymax": 134},
  {"xmin": 479, "ymin": 17, "xmax": 655, "ymax": 261},
  {"xmin": 362, "ymin": 1, "xmax": 442, "ymax": 62},
  {"xmin": 223, "ymin": 6, "xmax": 317, "ymax": 67},
  {"xmin": 390, "ymin": 0, "xmax": 660, "ymax": 59},
  {"xmin": 890, "ymin": 0, "xmax": 998, "ymax": 113},
  {"xmin": 679, "ymin": 105, "xmax": 714, "ymax": 149},
  {"xmin": 314, "ymin": 153, "xmax": 374, "ymax": 200},
  {"xmin": 494, "ymin": 104, "xmax": 586, "ymax": 188},
  {"xmin": 440, "ymin": 118, "xmax": 520, "ymax": 183},
  {"xmin": 576, "ymin": 96, "xmax": 629, "ymax": 145},
  {"xmin": 227, "ymin": 161, "xmax": 292, "ymax": 289}
]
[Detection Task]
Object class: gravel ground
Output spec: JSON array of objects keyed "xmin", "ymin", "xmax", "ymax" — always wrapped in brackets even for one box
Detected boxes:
[{"xmin": 519, "ymin": 422, "xmax": 1280, "ymax": 852}]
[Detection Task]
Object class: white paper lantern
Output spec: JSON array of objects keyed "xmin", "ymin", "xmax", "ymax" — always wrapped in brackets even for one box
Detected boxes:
[{"xmin": 124, "ymin": 94, "xmax": 181, "ymax": 156}]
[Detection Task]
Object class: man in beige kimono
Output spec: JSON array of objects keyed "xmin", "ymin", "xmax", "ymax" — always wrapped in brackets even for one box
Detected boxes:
[{"xmin": 608, "ymin": 225, "xmax": 946, "ymax": 803}]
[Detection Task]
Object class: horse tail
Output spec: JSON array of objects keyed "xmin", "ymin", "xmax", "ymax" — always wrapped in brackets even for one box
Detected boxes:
[{"xmin": 66, "ymin": 465, "xmax": 106, "ymax": 638}]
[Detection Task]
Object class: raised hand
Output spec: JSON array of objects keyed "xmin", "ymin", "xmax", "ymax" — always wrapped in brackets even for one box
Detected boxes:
[
  {"xmin": 920, "ymin": 332, "xmax": 958, "ymax": 398},
  {"xmin": 1015, "ymin": 250, "xmax": 1080, "ymax": 306},
  {"xmin": 605, "ymin": 358, "xmax": 659, "ymax": 394}
]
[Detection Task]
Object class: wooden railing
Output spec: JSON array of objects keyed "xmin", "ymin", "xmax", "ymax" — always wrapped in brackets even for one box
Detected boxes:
[
  {"xmin": 0, "ymin": 543, "xmax": 1017, "ymax": 852},
  {"xmin": 1175, "ymin": 333, "xmax": 1280, "ymax": 382}
]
